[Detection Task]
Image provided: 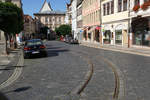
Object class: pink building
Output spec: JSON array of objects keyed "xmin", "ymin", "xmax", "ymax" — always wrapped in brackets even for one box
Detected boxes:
[{"xmin": 82, "ymin": 0, "xmax": 101, "ymax": 43}]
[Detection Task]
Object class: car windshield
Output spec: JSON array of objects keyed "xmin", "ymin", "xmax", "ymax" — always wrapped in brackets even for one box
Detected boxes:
[{"xmin": 26, "ymin": 40, "xmax": 43, "ymax": 46}]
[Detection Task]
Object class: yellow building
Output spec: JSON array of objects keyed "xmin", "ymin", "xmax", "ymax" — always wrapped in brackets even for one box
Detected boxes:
[{"xmin": 101, "ymin": 0, "xmax": 129, "ymax": 46}]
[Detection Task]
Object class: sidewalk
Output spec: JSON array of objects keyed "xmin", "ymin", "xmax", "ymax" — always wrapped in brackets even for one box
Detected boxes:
[
  {"xmin": 81, "ymin": 42, "xmax": 150, "ymax": 57},
  {"xmin": 0, "ymin": 49, "xmax": 21, "ymax": 85}
]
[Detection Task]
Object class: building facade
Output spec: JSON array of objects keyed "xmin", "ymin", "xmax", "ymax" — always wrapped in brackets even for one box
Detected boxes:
[
  {"xmin": 101, "ymin": 0, "xmax": 129, "ymax": 46},
  {"xmin": 82, "ymin": 0, "xmax": 101, "ymax": 43},
  {"xmin": 76, "ymin": 0, "xmax": 83, "ymax": 42},
  {"xmin": 130, "ymin": 0, "xmax": 150, "ymax": 47},
  {"xmin": 11, "ymin": 0, "xmax": 22, "ymax": 8},
  {"xmin": 23, "ymin": 15, "xmax": 36, "ymax": 40},
  {"xmin": 34, "ymin": 0, "xmax": 65, "ymax": 31},
  {"xmin": 65, "ymin": 3, "xmax": 72, "ymax": 26},
  {"xmin": 70, "ymin": 0, "xmax": 78, "ymax": 39}
]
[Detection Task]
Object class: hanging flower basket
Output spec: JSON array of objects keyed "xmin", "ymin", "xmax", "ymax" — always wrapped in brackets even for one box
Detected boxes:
[
  {"xmin": 133, "ymin": 4, "xmax": 140, "ymax": 12},
  {"xmin": 141, "ymin": 1, "xmax": 150, "ymax": 10}
]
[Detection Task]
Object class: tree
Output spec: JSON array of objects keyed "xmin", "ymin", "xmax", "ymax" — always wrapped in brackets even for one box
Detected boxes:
[
  {"xmin": 0, "ymin": 2, "xmax": 24, "ymax": 54},
  {"xmin": 40, "ymin": 26, "xmax": 49, "ymax": 39},
  {"xmin": 55, "ymin": 24, "xmax": 71, "ymax": 37}
]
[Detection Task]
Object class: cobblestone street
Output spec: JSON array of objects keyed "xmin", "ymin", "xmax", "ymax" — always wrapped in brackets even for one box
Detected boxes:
[{"xmin": 0, "ymin": 41, "xmax": 149, "ymax": 100}]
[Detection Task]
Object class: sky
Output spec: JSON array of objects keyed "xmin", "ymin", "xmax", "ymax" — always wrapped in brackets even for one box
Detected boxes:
[{"xmin": 22, "ymin": 0, "xmax": 69, "ymax": 17}]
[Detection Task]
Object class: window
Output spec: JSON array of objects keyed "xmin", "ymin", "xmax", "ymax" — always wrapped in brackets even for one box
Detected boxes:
[
  {"xmin": 103, "ymin": 4, "xmax": 106, "ymax": 16},
  {"xmin": 111, "ymin": 0, "xmax": 114, "ymax": 14},
  {"xmin": 45, "ymin": 17, "xmax": 48, "ymax": 23},
  {"xmin": 59, "ymin": 17, "xmax": 61, "ymax": 22},
  {"xmin": 49, "ymin": 17, "xmax": 52, "ymax": 22},
  {"xmin": 144, "ymin": 0, "xmax": 149, "ymax": 2},
  {"xmin": 135, "ymin": 0, "xmax": 140, "ymax": 5},
  {"xmin": 59, "ymin": 17, "xmax": 61, "ymax": 24},
  {"xmin": 123, "ymin": 0, "xmax": 127, "ymax": 11},
  {"xmin": 118, "ymin": 0, "xmax": 122, "ymax": 12},
  {"xmin": 107, "ymin": 3, "xmax": 110, "ymax": 15}
]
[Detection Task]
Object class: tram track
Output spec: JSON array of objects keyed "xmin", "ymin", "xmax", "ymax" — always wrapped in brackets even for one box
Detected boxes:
[{"xmin": 71, "ymin": 49, "xmax": 125, "ymax": 100}]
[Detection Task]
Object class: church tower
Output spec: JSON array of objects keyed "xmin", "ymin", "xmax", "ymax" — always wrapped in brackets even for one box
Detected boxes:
[{"xmin": 39, "ymin": 0, "xmax": 53, "ymax": 13}]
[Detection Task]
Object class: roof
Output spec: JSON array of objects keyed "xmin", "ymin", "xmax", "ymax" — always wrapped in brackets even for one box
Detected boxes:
[
  {"xmin": 34, "ymin": 10, "xmax": 65, "ymax": 15},
  {"xmin": 39, "ymin": 0, "xmax": 52, "ymax": 13},
  {"xmin": 34, "ymin": 0, "xmax": 65, "ymax": 15}
]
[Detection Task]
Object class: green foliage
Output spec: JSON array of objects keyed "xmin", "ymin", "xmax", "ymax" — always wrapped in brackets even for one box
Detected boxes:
[
  {"xmin": 40, "ymin": 26, "xmax": 49, "ymax": 35},
  {"xmin": 55, "ymin": 24, "xmax": 71, "ymax": 36},
  {"xmin": 0, "ymin": 2, "xmax": 24, "ymax": 34}
]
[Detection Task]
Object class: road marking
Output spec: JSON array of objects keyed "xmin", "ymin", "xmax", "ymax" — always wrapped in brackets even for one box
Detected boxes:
[
  {"xmin": 69, "ymin": 52, "xmax": 94, "ymax": 95},
  {"xmin": 72, "ymin": 50, "xmax": 125, "ymax": 100},
  {"xmin": 100, "ymin": 57, "xmax": 125, "ymax": 100}
]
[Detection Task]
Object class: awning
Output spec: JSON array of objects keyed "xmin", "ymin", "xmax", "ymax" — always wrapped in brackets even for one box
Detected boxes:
[{"xmin": 96, "ymin": 26, "xmax": 101, "ymax": 30}]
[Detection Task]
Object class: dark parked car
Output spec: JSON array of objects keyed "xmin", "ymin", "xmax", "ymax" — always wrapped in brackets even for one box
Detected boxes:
[{"xmin": 23, "ymin": 39, "xmax": 47, "ymax": 59}]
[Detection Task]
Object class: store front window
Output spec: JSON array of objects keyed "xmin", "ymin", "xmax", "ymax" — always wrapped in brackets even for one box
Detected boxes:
[
  {"xmin": 115, "ymin": 30, "xmax": 122, "ymax": 44},
  {"xmin": 88, "ymin": 33, "xmax": 91, "ymax": 40},
  {"xmin": 83, "ymin": 30, "xmax": 87, "ymax": 40},
  {"xmin": 132, "ymin": 17, "xmax": 150, "ymax": 47},
  {"xmin": 103, "ymin": 30, "xmax": 111, "ymax": 44},
  {"xmin": 133, "ymin": 30, "xmax": 150, "ymax": 46},
  {"xmin": 95, "ymin": 29, "xmax": 100, "ymax": 42}
]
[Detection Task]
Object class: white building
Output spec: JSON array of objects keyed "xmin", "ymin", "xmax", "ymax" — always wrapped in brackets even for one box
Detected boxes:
[
  {"xmin": 130, "ymin": 0, "xmax": 150, "ymax": 47},
  {"xmin": 76, "ymin": 0, "xmax": 83, "ymax": 42},
  {"xmin": 34, "ymin": 0, "xmax": 65, "ymax": 31},
  {"xmin": 101, "ymin": 0, "xmax": 129, "ymax": 46},
  {"xmin": 71, "ymin": 0, "xmax": 78, "ymax": 39}
]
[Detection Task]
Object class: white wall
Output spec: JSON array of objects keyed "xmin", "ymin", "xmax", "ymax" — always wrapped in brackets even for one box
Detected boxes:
[{"xmin": 71, "ymin": 0, "xmax": 77, "ymax": 39}]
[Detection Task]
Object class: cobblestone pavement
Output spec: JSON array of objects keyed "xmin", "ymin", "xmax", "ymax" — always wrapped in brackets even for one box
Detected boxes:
[
  {"xmin": 0, "ymin": 49, "xmax": 21, "ymax": 87},
  {"xmin": 81, "ymin": 42, "xmax": 150, "ymax": 56},
  {"xmin": 0, "ymin": 41, "xmax": 150, "ymax": 100},
  {"xmin": 74, "ymin": 44, "xmax": 150, "ymax": 100}
]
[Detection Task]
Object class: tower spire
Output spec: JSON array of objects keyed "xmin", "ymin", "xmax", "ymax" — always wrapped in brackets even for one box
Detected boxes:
[{"xmin": 39, "ymin": 0, "xmax": 52, "ymax": 12}]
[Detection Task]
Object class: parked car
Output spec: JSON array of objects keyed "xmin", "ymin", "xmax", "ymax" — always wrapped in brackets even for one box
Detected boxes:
[
  {"xmin": 23, "ymin": 39, "xmax": 47, "ymax": 59},
  {"xmin": 69, "ymin": 38, "xmax": 79, "ymax": 44}
]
